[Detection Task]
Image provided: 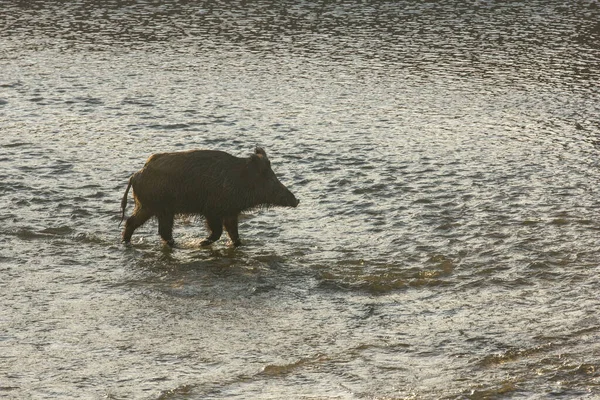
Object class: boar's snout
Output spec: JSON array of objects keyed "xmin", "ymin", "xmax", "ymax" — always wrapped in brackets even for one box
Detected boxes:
[
  {"xmin": 277, "ymin": 183, "xmax": 299, "ymax": 208},
  {"xmin": 267, "ymin": 173, "xmax": 299, "ymax": 207},
  {"xmin": 289, "ymin": 193, "xmax": 300, "ymax": 208}
]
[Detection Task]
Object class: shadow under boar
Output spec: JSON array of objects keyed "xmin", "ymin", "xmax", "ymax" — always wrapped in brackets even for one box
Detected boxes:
[{"xmin": 120, "ymin": 147, "xmax": 299, "ymax": 247}]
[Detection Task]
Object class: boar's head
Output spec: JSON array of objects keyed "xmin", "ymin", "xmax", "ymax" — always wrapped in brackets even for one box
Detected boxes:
[{"xmin": 247, "ymin": 147, "xmax": 299, "ymax": 208}]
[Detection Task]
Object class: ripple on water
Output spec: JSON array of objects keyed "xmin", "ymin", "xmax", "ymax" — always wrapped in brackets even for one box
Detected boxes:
[
  {"xmin": 1, "ymin": 1, "xmax": 600, "ymax": 399},
  {"xmin": 315, "ymin": 255, "xmax": 456, "ymax": 295}
]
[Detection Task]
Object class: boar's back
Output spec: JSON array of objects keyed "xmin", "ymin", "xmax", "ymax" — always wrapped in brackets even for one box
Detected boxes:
[{"xmin": 133, "ymin": 150, "xmax": 246, "ymax": 215}]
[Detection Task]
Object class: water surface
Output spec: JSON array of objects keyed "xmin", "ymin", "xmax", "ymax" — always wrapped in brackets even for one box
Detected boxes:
[{"xmin": 1, "ymin": 1, "xmax": 600, "ymax": 398}]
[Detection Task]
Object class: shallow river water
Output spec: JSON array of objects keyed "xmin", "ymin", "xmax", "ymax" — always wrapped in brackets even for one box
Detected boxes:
[{"xmin": 2, "ymin": 1, "xmax": 600, "ymax": 399}]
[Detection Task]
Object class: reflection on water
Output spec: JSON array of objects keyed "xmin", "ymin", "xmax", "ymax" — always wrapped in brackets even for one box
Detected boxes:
[{"xmin": 1, "ymin": 1, "xmax": 600, "ymax": 399}]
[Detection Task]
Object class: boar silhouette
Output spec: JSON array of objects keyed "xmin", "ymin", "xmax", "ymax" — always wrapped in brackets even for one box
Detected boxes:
[{"xmin": 121, "ymin": 147, "xmax": 298, "ymax": 247}]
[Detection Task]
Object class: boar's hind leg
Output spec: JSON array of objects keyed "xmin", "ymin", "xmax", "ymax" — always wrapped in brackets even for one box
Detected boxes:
[
  {"xmin": 157, "ymin": 211, "xmax": 175, "ymax": 246},
  {"xmin": 224, "ymin": 215, "xmax": 242, "ymax": 247},
  {"xmin": 123, "ymin": 207, "xmax": 153, "ymax": 243},
  {"xmin": 200, "ymin": 215, "xmax": 223, "ymax": 246}
]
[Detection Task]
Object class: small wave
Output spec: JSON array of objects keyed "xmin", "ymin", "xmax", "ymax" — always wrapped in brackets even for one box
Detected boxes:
[
  {"xmin": 70, "ymin": 207, "xmax": 93, "ymax": 217},
  {"xmin": 466, "ymin": 380, "xmax": 519, "ymax": 399},
  {"xmin": 78, "ymin": 96, "xmax": 103, "ymax": 105},
  {"xmin": 73, "ymin": 232, "xmax": 117, "ymax": 246},
  {"xmin": 10, "ymin": 225, "xmax": 78, "ymax": 240},
  {"xmin": 547, "ymin": 361, "xmax": 600, "ymax": 387},
  {"xmin": 148, "ymin": 123, "xmax": 191, "ymax": 130},
  {"xmin": 317, "ymin": 275, "xmax": 408, "ymax": 294},
  {"xmin": 478, "ymin": 342, "xmax": 556, "ymax": 367},
  {"xmin": 550, "ymin": 217, "xmax": 570, "ymax": 226},
  {"xmin": 122, "ymin": 97, "xmax": 155, "ymax": 107},
  {"xmin": 156, "ymin": 384, "xmax": 195, "ymax": 400},
  {"xmin": 13, "ymin": 228, "xmax": 54, "ymax": 240},
  {"xmin": 9, "ymin": 226, "xmax": 113, "ymax": 245},
  {"xmin": 40, "ymin": 226, "xmax": 74, "ymax": 235},
  {"xmin": 259, "ymin": 354, "xmax": 329, "ymax": 377},
  {"xmin": 352, "ymin": 183, "xmax": 388, "ymax": 195},
  {"xmin": 316, "ymin": 256, "xmax": 456, "ymax": 294}
]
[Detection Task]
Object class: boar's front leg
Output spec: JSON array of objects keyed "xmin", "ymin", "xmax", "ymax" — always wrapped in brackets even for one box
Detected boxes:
[
  {"xmin": 200, "ymin": 215, "xmax": 223, "ymax": 246},
  {"xmin": 157, "ymin": 211, "xmax": 175, "ymax": 246},
  {"xmin": 224, "ymin": 215, "xmax": 242, "ymax": 247}
]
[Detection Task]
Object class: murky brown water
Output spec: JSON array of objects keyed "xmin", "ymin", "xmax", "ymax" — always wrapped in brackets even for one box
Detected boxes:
[{"xmin": 2, "ymin": 1, "xmax": 600, "ymax": 398}]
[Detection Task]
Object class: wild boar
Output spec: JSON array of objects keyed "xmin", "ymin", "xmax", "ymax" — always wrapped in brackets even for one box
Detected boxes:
[{"xmin": 120, "ymin": 147, "xmax": 299, "ymax": 247}]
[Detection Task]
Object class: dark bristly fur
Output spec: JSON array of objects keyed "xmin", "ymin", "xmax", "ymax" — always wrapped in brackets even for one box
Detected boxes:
[{"xmin": 120, "ymin": 147, "xmax": 299, "ymax": 247}]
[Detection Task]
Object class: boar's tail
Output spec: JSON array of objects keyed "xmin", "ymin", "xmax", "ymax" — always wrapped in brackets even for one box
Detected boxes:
[{"xmin": 119, "ymin": 176, "xmax": 133, "ymax": 227}]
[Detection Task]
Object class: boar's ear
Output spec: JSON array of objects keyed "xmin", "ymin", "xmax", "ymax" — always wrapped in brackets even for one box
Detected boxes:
[
  {"xmin": 255, "ymin": 147, "xmax": 268, "ymax": 158},
  {"xmin": 249, "ymin": 149, "xmax": 270, "ymax": 174}
]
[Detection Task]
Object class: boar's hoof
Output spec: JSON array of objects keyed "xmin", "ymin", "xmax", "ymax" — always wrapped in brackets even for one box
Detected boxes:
[
  {"xmin": 164, "ymin": 239, "xmax": 175, "ymax": 247},
  {"xmin": 232, "ymin": 239, "xmax": 243, "ymax": 247},
  {"xmin": 200, "ymin": 238, "xmax": 215, "ymax": 246}
]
